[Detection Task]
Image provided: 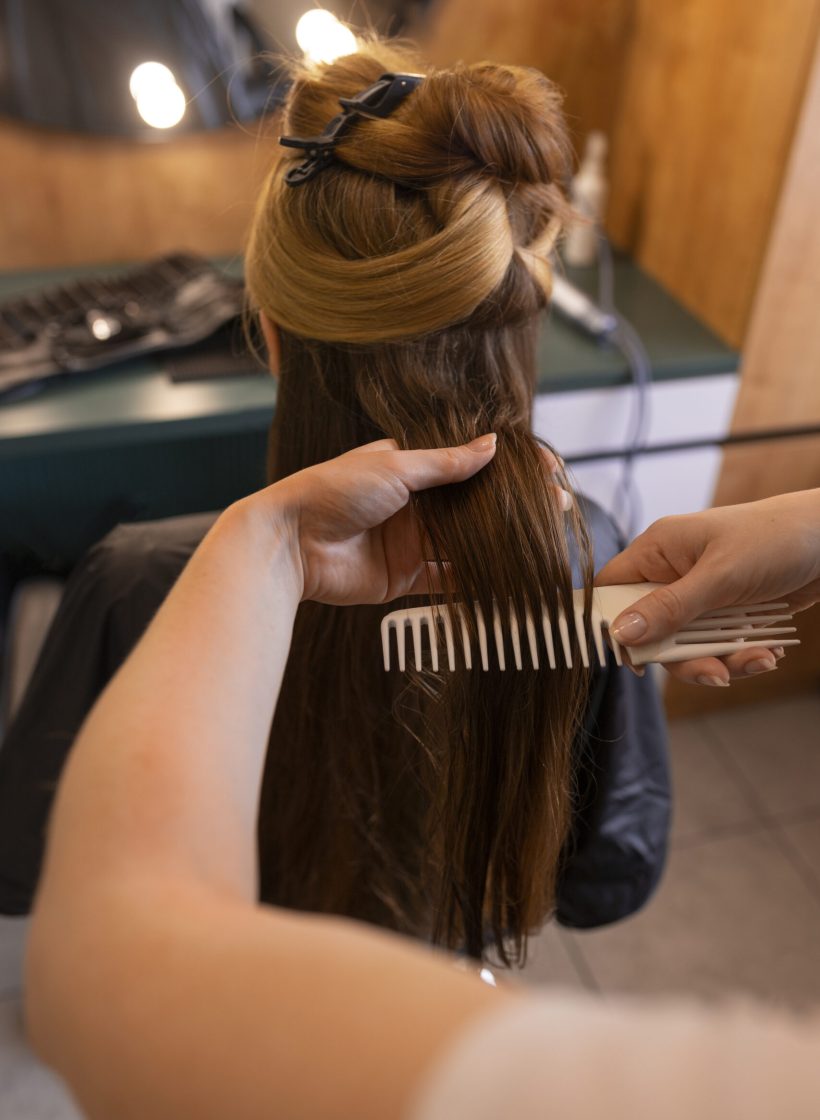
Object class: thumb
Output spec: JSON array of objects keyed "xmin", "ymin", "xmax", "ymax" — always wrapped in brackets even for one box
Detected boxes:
[
  {"xmin": 386, "ymin": 434, "xmax": 498, "ymax": 494},
  {"xmin": 595, "ymin": 550, "xmax": 645, "ymax": 587},
  {"xmin": 610, "ymin": 569, "xmax": 721, "ymax": 646}
]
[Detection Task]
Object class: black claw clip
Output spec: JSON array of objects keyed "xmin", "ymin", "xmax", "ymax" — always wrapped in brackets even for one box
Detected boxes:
[{"xmin": 279, "ymin": 72, "xmax": 423, "ymax": 187}]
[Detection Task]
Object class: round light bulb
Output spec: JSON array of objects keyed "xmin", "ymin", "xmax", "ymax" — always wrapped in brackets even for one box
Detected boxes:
[
  {"xmin": 129, "ymin": 61, "xmax": 177, "ymax": 100},
  {"xmin": 135, "ymin": 83, "xmax": 186, "ymax": 129},
  {"xmin": 295, "ymin": 10, "xmax": 356, "ymax": 64},
  {"xmin": 129, "ymin": 61, "xmax": 186, "ymax": 129}
]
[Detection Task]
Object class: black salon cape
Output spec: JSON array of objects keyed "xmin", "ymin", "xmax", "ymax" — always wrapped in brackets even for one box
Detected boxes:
[{"xmin": 0, "ymin": 499, "xmax": 670, "ymax": 926}]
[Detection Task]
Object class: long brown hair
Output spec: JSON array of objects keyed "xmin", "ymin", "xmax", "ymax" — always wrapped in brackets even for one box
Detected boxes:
[{"xmin": 246, "ymin": 39, "xmax": 593, "ymax": 966}]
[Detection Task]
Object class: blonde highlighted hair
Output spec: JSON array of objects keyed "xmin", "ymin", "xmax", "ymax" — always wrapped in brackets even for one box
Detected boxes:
[{"xmin": 246, "ymin": 42, "xmax": 569, "ymax": 342}]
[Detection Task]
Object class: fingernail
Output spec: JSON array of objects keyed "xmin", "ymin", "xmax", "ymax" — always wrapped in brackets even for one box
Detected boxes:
[
  {"xmin": 559, "ymin": 488, "xmax": 573, "ymax": 512},
  {"xmin": 468, "ymin": 433, "xmax": 497, "ymax": 452},
  {"xmin": 773, "ymin": 646, "xmax": 785, "ymax": 661},
  {"xmin": 744, "ymin": 658, "xmax": 777, "ymax": 675},
  {"xmin": 611, "ymin": 612, "xmax": 647, "ymax": 641},
  {"xmin": 696, "ymin": 675, "xmax": 730, "ymax": 687}
]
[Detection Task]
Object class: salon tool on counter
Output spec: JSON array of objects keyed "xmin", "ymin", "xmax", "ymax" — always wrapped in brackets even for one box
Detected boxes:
[
  {"xmin": 381, "ymin": 584, "xmax": 798, "ymax": 671},
  {"xmin": 549, "ymin": 274, "xmax": 617, "ymax": 339},
  {"xmin": 0, "ymin": 253, "xmax": 244, "ymax": 399}
]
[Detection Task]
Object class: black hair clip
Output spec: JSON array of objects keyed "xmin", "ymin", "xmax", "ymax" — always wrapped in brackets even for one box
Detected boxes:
[{"xmin": 279, "ymin": 72, "xmax": 423, "ymax": 187}]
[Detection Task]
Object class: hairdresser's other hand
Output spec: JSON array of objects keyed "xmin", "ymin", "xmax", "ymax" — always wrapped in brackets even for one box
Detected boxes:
[
  {"xmin": 595, "ymin": 490, "xmax": 820, "ymax": 685},
  {"xmin": 540, "ymin": 446, "xmax": 574, "ymax": 512},
  {"xmin": 260, "ymin": 435, "xmax": 497, "ymax": 605}
]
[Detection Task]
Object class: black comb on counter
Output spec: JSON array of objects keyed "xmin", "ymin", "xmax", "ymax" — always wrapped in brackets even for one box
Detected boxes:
[{"xmin": 0, "ymin": 253, "xmax": 246, "ymax": 400}]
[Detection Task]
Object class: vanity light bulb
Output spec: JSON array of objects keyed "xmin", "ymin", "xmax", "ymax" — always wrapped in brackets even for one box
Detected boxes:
[
  {"xmin": 129, "ymin": 62, "xmax": 175, "ymax": 100},
  {"xmin": 129, "ymin": 61, "xmax": 186, "ymax": 129},
  {"xmin": 295, "ymin": 10, "xmax": 356, "ymax": 64}
]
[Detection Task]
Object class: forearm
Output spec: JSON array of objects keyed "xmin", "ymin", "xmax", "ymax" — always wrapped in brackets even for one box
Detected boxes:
[
  {"xmin": 35, "ymin": 497, "xmax": 300, "ymax": 903},
  {"xmin": 25, "ymin": 440, "xmax": 510, "ymax": 1120}
]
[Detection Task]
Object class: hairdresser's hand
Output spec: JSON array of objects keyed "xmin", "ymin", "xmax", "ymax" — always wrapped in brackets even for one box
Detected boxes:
[
  {"xmin": 264, "ymin": 435, "xmax": 498, "ymax": 605},
  {"xmin": 596, "ymin": 490, "xmax": 820, "ymax": 685}
]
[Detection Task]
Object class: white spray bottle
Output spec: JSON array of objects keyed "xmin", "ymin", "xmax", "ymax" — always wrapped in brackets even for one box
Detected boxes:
[{"xmin": 563, "ymin": 131, "xmax": 608, "ymax": 267}]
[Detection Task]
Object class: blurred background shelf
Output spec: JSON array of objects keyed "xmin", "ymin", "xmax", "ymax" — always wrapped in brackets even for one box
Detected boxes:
[{"xmin": 0, "ymin": 255, "xmax": 738, "ymax": 570}]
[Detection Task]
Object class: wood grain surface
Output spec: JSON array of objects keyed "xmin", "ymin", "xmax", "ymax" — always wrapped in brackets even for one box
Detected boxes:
[
  {"xmin": 0, "ymin": 115, "xmax": 277, "ymax": 270},
  {"xmin": 606, "ymin": 0, "xmax": 820, "ymax": 348}
]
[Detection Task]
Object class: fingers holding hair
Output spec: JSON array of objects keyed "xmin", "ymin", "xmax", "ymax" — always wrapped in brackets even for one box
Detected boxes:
[
  {"xmin": 351, "ymin": 437, "xmax": 572, "ymax": 510},
  {"xmin": 345, "ymin": 434, "xmax": 498, "ymax": 493}
]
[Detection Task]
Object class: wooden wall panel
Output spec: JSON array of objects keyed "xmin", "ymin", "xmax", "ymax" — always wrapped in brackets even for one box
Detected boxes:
[
  {"xmin": 0, "ymin": 116, "xmax": 277, "ymax": 270},
  {"xmin": 606, "ymin": 0, "xmax": 820, "ymax": 348},
  {"xmin": 715, "ymin": 28, "xmax": 820, "ymax": 505}
]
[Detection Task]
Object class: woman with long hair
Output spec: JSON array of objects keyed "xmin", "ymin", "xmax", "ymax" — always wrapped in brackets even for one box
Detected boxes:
[{"xmin": 245, "ymin": 39, "xmax": 662, "ymax": 965}]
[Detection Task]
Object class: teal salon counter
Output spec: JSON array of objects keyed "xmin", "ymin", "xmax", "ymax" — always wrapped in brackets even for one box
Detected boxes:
[{"xmin": 0, "ymin": 257, "xmax": 737, "ymax": 570}]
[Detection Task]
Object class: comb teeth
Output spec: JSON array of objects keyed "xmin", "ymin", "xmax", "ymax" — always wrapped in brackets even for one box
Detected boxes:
[
  {"xmin": 381, "ymin": 600, "xmax": 598, "ymax": 672},
  {"xmin": 380, "ymin": 585, "xmax": 799, "ymax": 671}
]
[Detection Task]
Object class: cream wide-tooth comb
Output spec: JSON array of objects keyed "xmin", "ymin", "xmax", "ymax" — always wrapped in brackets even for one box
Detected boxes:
[{"xmin": 380, "ymin": 583, "xmax": 799, "ymax": 671}]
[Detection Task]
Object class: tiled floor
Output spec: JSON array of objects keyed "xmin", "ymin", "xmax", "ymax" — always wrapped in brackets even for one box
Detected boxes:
[
  {"xmin": 524, "ymin": 692, "xmax": 820, "ymax": 1011},
  {"xmin": 2, "ymin": 693, "xmax": 820, "ymax": 1117}
]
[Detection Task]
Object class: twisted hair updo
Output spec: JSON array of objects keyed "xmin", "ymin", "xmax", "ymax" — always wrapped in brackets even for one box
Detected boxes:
[{"xmin": 247, "ymin": 42, "xmax": 573, "ymax": 341}]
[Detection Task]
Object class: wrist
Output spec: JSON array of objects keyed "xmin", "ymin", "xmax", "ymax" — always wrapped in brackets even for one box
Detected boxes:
[{"xmin": 221, "ymin": 489, "xmax": 305, "ymax": 603}]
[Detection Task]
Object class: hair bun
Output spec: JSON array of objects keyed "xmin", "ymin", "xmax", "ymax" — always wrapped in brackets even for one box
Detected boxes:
[
  {"xmin": 325, "ymin": 57, "xmax": 573, "ymax": 256},
  {"xmin": 419, "ymin": 63, "xmax": 572, "ymax": 187},
  {"xmin": 291, "ymin": 51, "xmax": 572, "ymax": 198},
  {"xmin": 249, "ymin": 44, "xmax": 572, "ymax": 342}
]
